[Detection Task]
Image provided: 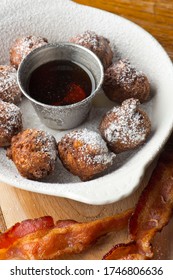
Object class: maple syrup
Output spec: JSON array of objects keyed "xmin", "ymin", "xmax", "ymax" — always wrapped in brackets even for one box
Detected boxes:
[{"xmin": 28, "ymin": 60, "xmax": 95, "ymax": 106}]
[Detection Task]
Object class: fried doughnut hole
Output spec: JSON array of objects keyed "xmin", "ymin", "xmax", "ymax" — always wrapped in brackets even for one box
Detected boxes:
[
  {"xmin": 10, "ymin": 35, "xmax": 48, "ymax": 69},
  {"xmin": 0, "ymin": 100, "xmax": 22, "ymax": 147},
  {"xmin": 99, "ymin": 98, "xmax": 151, "ymax": 153},
  {"xmin": 0, "ymin": 65, "xmax": 22, "ymax": 104},
  {"xmin": 69, "ymin": 30, "xmax": 113, "ymax": 69},
  {"xmin": 7, "ymin": 129, "xmax": 57, "ymax": 180},
  {"xmin": 57, "ymin": 128, "xmax": 115, "ymax": 181},
  {"xmin": 103, "ymin": 59, "xmax": 150, "ymax": 103}
]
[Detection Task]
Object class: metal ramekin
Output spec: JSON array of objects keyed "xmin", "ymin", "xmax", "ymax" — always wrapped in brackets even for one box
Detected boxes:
[{"xmin": 17, "ymin": 43, "xmax": 104, "ymax": 130}]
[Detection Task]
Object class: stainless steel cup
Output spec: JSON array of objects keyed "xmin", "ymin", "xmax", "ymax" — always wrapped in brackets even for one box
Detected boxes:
[{"xmin": 17, "ymin": 43, "xmax": 104, "ymax": 130}]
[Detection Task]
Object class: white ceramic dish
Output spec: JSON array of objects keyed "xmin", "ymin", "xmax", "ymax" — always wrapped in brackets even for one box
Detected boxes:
[{"xmin": 0, "ymin": 0, "xmax": 173, "ymax": 205}]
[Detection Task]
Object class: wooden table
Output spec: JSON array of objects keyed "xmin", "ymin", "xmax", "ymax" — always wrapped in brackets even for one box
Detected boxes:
[{"xmin": 0, "ymin": 0, "xmax": 173, "ymax": 259}]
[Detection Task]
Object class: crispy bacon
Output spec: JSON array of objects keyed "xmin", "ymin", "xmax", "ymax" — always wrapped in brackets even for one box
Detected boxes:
[
  {"xmin": 103, "ymin": 149, "xmax": 173, "ymax": 260},
  {"xmin": 0, "ymin": 216, "xmax": 54, "ymax": 249},
  {"xmin": 0, "ymin": 209, "xmax": 132, "ymax": 260},
  {"xmin": 103, "ymin": 241, "xmax": 147, "ymax": 260},
  {"xmin": 129, "ymin": 151, "xmax": 173, "ymax": 257}
]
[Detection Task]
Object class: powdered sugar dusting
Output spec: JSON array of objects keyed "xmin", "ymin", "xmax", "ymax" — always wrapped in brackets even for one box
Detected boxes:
[
  {"xmin": 115, "ymin": 59, "xmax": 144, "ymax": 88},
  {"xmin": 34, "ymin": 130, "xmax": 57, "ymax": 162},
  {"xmin": 104, "ymin": 99, "xmax": 150, "ymax": 145},
  {"xmin": 13, "ymin": 36, "xmax": 48, "ymax": 59},
  {"xmin": 64, "ymin": 128, "xmax": 115, "ymax": 166},
  {"xmin": 69, "ymin": 30, "xmax": 113, "ymax": 69},
  {"xmin": 0, "ymin": 65, "xmax": 22, "ymax": 104},
  {"xmin": 18, "ymin": 98, "xmax": 152, "ymax": 184},
  {"xmin": 70, "ymin": 128, "xmax": 107, "ymax": 152},
  {"xmin": 10, "ymin": 35, "xmax": 48, "ymax": 68},
  {"xmin": 0, "ymin": 67, "xmax": 16, "ymax": 91},
  {"xmin": 0, "ymin": 100, "xmax": 22, "ymax": 135},
  {"xmin": 70, "ymin": 31, "xmax": 100, "ymax": 50},
  {"xmin": 104, "ymin": 59, "xmax": 149, "ymax": 99}
]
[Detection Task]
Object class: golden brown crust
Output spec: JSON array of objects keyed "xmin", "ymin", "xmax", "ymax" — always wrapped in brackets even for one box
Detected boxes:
[
  {"xmin": 0, "ymin": 65, "xmax": 22, "ymax": 104},
  {"xmin": 0, "ymin": 100, "xmax": 22, "ymax": 147},
  {"xmin": 10, "ymin": 35, "xmax": 48, "ymax": 69},
  {"xmin": 99, "ymin": 98, "xmax": 151, "ymax": 153},
  {"xmin": 7, "ymin": 129, "xmax": 57, "ymax": 180},
  {"xmin": 57, "ymin": 128, "xmax": 115, "ymax": 181},
  {"xmin": 103, "ymin": 59, "xmax": 150, "ymax": 103}
]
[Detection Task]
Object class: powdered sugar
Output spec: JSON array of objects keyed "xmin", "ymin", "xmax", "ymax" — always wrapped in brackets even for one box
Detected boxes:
[
  {"xmin": 0, "ymin": 66, "xmax": 22, "ymax": 104},
  {"xmin": 62, "ymin": 128, "xmax": 115, "ymax": 166},
  {"xmin": 70, "ymin": 128, "xmax": 108, "ymax": 152},
  {"xmin": 71, "ymin": 31, "xmax": 100, "ymax": 50},
  {"xmin": 103, "ymin": 59, "xmax": 150, "ymax": 103},
  {"xmin": 115, "ymin": 59, "xmax": 144, "ymax": 88},
  {"xmin": 10, "ymin": 36, "xmax": 48, "ymax": 68},
  {"xmin": 0, "ymin": 100, "xmax": 22, "ymax": 134},
  {"xmin": 0, "ymin": 100, "xmax": 22, "ymax": 147},
  {"xmin": 0, "ymin": 68, "xmax": 15, "ymax": 91},
  {"xmin": 34, "ymin": 130, "xmax": 57, "ymax": 162},
  {"xmin": 69, "ymin": 30, "xmax": 113, "ymax": 69},
  {"xmin": 104, "ymin": 99, "xmax": 150, "ymax": 146},
  {"xmin": 13, "ymin": 36, "xmax": 48, "ymax": 59},
  {"xmin": 104, "ymin": 59, "xmax": 146, "ymax": 90}
]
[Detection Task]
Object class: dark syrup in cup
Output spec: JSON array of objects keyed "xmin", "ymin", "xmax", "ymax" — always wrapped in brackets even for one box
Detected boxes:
[{"xmin": 28, "ymin": 60, "xmax": 95, "ymax": 106}]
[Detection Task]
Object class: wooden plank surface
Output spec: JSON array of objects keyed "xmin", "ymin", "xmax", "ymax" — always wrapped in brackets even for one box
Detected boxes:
[{"xmin": 0, "ymin": 0, "xmax": 173, "ymax": 260}]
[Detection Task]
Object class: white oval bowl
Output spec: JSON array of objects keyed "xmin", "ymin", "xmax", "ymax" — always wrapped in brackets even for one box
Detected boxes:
[{"xmin": 0, "ymin": 0, "xmax": 173, "ymax": 205}]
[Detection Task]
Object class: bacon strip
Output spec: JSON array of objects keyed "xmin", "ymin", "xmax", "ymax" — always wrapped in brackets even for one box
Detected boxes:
[
  {"xmin": 129, "ymin": 151, "xmax": 173, "ymax": 257},
  {"xmin": 0, "ymin": 216, "xmax": 54, "ymax": 249},
  {"xmin": 103, "ymin": 241, "xmax": 147, "ymax": 260},
  {"xmin": 0, "ymin": 209, "xmax": 132, "ymax": 260},
  {"xmin": 103, "ymin": 148, "xmax": 173, "ymax": 260}
]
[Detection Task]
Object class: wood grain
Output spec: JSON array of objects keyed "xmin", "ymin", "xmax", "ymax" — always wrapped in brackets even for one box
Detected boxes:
[{"xmin": 73, "ymin": 0, "xmax": 173, "ymax": 59}]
